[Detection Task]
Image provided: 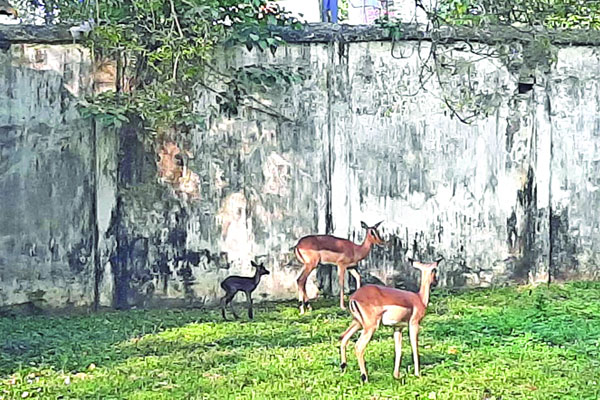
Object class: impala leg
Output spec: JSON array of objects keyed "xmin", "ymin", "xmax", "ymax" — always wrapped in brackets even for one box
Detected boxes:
[
  {"xmin": 229, "ymin": 297, "xmax": 240, "ymax": 320},
  {"xmin": 338, "ymin": 266, "xmax": 347, "ymax": 310},
  {"xmin": 297, "ymin": 261, "xmax": 317, "ymax": 314},
  {"xmin": 349, "ymin": 268, "xmax": 362, "ymax": 289},
  {"xmin": 220, "ymin": 295, "xmax": 227, "ymax": 320},
  {"xmin": 355, "ymin": 327, "xmax": 375, "ymax": 383},
  {"xmin": 297, "ymin": 268, "xmax": 310, "ymax": 313},
  {"xmin": 339, "ymin": 320, "xmax": 361, "ymax": 372},
  {"xmin": 409, "ymin": 321, "xmax": 420, "ymax": 377},
  {"xmin": 245, "ymin": 291, "xmax": 254, "ymax": 320},
  {"xmin": 393, "ymin": 328, "xmax": 403, "ymax": 379},
  {"xmin": 220, "ymin": 293, "xmax": 234, "ymax": 320}
]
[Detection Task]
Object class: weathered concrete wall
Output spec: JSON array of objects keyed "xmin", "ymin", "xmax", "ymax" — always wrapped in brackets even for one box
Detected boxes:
[
  {"xmin": 2, "ymin": 28, "xmax": 600, "ymax": 312},
  {"xmin": 105, "ymin": 45, "xmax": 333, "ymax": 308},
  {"xmin": 327, "ymin": 41, "xmax": 559, "ymax": 291},
  {"xmin": 549, "ymin": 47, "xmax": 600, "ymax": 281},
  {"xmin": 104, "ymin": 40, "xmax": 600, "ymax": 308},
  {"xmin": 0, "ymin": 44, "xmax": 95, "ymax": 312}
]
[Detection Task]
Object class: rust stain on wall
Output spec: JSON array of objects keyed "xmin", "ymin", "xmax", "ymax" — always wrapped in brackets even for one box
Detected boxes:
[
  {"xmin": 93, "ymin": 58, "xmax": 116, "ymax": 94},
  {"xmin": 157, "ymin": 142, "xmax": 200, "ymax": 200}
]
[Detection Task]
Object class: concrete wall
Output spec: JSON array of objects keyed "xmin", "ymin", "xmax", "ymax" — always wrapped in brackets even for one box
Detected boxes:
[
  {"xmin": 1, "ymin": 32, "xmax": 600, "ymax": 312},
  {"xmin": 0, "ymin": 44, "xmax": 95, "ymax": 312}
]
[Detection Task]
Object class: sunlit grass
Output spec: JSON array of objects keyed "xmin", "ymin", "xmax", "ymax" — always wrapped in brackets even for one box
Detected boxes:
[{"xmin": 1, "ymin": 282, "xmax": 600, "ymax": 399}]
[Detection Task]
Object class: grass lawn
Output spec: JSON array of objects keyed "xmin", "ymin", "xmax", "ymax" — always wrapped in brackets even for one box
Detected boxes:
[{"xmin": 1, "ymin": 282, "xmax": 600, "ymax": 399}]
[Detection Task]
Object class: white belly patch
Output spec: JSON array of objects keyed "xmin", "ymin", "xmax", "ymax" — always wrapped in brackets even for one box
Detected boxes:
[{"xmin": 381, "ymin": 305, "xmax": 409, "ymax": 326}]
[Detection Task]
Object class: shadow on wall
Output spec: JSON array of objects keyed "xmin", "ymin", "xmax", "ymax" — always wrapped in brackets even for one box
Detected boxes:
[
  {"xmin": 349, "ymin": 228, "xmax": 472, "ymax": 293},
  {"xmin": 105, "ymin": 195, "xmax": 230, "ymax": 310}
]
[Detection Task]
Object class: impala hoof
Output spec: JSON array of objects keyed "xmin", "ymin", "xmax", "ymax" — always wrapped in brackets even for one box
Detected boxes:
[
  {"xmin": 360, "ymin": 374, "xmax": 368, "ymax": 383},
  {"xmin": 299, "ymin": 301, "xmax": 311, "ymax": 314},
  {"xmin": 340, "ymin": 363, "xmax": 347, "ymax": 372}
]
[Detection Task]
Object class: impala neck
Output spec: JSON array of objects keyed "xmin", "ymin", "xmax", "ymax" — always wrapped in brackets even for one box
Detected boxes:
[
  {"xmin": 356, "ymin": 234, "xmax": 375, "ymax": 261},
  {"xmin": 418, "ymin": 272, "xmax": 434, "ymax": 308},
  {"xmin": 253, "ymin": 270, "xmax": 262, "ymax": 285}
]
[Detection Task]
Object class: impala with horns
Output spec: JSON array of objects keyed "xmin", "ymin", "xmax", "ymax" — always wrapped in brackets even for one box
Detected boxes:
[
  {"xmin": 294, "ymin": 221, "xmax": 384, "ymax": 314},
  {"xmin": 340, "ymin": 258, "xmax": 442, "ymax": 382}
]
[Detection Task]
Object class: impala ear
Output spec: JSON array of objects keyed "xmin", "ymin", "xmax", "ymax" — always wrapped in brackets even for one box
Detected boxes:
[
  {"xmin": 410, "ymin": 259, "xmax": 424, "ymax": 271},
  {"xmin": 435, "ymin": 257, "xmax": 444, "ymax": 265},
  {"xmin": 373, "ymin": 220, "xmax": 383, "ymax": 229},
  {"xmin": 251, "ymin": 260, "xmax": 258, "ymax": 268},
  {"xmin": 360, "ymin": 221, "xmax": 368, "ymax": 230}
]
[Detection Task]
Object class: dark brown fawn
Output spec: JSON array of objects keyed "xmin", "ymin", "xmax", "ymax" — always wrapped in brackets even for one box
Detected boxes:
[
  {"xmin": 294, "ymin": 221, "xmax": 384, "ymax": 314},
  {"xmin": 339, "ymin": 258, "xmax": 442, "ymax": 382},
  {"xmin": 220, "ymin": 261, "xmax": 270, "ymax": 320}
]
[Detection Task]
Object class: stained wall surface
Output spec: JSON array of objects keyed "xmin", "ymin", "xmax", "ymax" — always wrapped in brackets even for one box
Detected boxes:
[
  {"xmin": 0, "ymin": 44, "xmax": 95, "ymax": 312},
  {"xmin": 1, "ymin": 35, "xmax": 599, "ymax": 311}
]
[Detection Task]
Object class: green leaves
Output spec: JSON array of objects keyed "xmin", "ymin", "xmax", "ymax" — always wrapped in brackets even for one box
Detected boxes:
[
  {"xmin": 1, "ymin": 283, "xmax": 600, "ymax": 399},
  {"xmin": 78, "ymin": 92, "xmax": 130, "ymax": 129},
  {"xmin": 437, "ymin": 0, "xmax": 600, "ymax": 30},
  {"xmin": 44, "ymin": 0, "xmax": 303, "ymax": 135}
]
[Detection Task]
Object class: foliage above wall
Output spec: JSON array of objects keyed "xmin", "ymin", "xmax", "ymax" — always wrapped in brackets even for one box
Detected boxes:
[
  {"xmin": 9, "ymin": 0, "xmax": 302, "ymax": 135},
  {"xmin": 377, "ymin": 0, "xmax": 600, "ymax": 122},
  {"xmin": 437, "ymin": 0, "xmax": 600, "ymax": 30},
  {"xmin": 8, "ymin": 0, "xmax": 600, "ymax": 126}
]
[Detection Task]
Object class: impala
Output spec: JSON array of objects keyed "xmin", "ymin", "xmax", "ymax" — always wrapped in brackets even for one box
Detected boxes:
[
  {"xmin": 294, "ymin": 221, "xmax": 384, "ymax": 314},
  {"xmin": 219, "ymin": 261, "xmax": 270, "ymax": 320},
  {"xmin": 339, "ymin": 258, "xmax": 442, "ymax": 382}
]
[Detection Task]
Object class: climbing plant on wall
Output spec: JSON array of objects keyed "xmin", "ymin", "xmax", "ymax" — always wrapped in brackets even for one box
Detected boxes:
[
  {"xmin": 378, "ymin": 0, "xmax": 600, "ymax": 123},
  {"xmin": 437, "ymin": 0, "xmax": 600, "ymax": 29},
  {"xmin": 10, "ymin": 0, "xmax": 302, "ymax": 135}
]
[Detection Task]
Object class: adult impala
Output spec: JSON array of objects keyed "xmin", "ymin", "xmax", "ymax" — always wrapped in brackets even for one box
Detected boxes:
[
  {"xmin": 294, "ymin": 221, "xmax": 384, "ymax": 314},
  {"xmin": 339, "ymin": 258, "xmax": 442, "ymax": 382}
]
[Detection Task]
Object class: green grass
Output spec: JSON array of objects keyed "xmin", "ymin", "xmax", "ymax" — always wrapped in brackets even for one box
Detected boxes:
[{"xmin": 1, "ymin": 282, "xmax": 600, "ymax": 399}]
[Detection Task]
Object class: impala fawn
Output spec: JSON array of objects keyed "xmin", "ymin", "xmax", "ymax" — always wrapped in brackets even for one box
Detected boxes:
[{"xmin": 220, "ymin": 261, "xmax": 270, "ymax": 320}]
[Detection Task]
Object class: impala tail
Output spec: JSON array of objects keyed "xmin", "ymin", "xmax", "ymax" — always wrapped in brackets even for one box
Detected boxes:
[
  {"xmin": 349, "ymin": 299, "xmax": 365, "ymax": 326},
  {"xmin": 294, "ymin": 246, "xmax": 306, "ymax": 264}
]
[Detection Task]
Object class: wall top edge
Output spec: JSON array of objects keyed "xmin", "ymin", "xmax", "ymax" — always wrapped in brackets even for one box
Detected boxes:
[
  {"xmin": 275, "ymin": 23, "xmax": 600, "ymax": 46},
  {"xmin": 1, "ymin": 22, "xmax": 599, "ymax": 46}
]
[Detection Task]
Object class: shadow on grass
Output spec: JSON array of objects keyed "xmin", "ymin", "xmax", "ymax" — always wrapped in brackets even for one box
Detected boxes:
[
  {"xmin": 0, "ymin": 308, "xmax": 222, "ymax": 376},
  {"xmin": 2, "ymin": 282, "xmax": 599, "ymax": 380},
  {"xmin": 0, "ymin": 298, "xmax": 345, "ymax": 377}
]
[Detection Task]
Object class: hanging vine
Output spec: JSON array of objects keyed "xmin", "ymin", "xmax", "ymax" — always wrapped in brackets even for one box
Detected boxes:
[
  {"xmin": 10, "ymin": 0, "xmax": 303, "ymax": 135},
  {"xmin": 374, "ymin": 0, "xmax": 598, "ymax": 123}
]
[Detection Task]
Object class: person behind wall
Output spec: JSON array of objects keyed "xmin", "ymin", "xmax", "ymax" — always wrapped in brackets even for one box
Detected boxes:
[{"xmin": 322, "ymin": 0, "xmax": 338, "ymax": 23}]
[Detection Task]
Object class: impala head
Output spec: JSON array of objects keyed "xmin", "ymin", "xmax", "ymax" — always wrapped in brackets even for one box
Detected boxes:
[
  {"xmin": 408, "ymin": 257, "xmax": 442, "ymax": 287},
  {"xmin": 360, "ymin": 221, "xmax": 385, "ymax": 245},
  {"xmin": 251, "ymin": 261, "xmax": 270, "ymax": 276}
]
